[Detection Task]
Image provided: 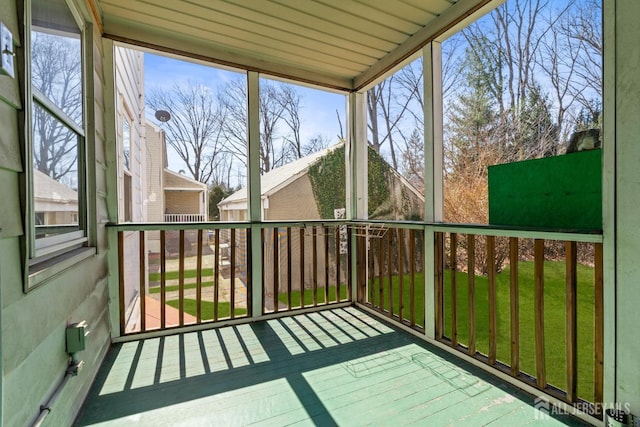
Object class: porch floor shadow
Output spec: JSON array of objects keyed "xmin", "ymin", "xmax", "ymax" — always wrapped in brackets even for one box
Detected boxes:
[{"xmin": 75, "ymin": 307, "xmax": 587, "ymax": 426}]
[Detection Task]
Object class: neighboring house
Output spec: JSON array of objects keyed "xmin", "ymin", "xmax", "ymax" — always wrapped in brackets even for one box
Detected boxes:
[
  {"xmin": 145, "ymin": 121, "xmax": 209, "ymax": 225},
  {"xmin": 218, "ymin": 144, "xmax": 424, "ymax": 301},
  {"xmin": 33, "ymin": 169, "xmax": 79, "ymax": 227},
  {"xmin": 219, "ymin": 144, "xmax": 424, "ymax": 221},
  {"xmin": 219, "ymin": 146, "xmax": 333, "ymax": 221}
]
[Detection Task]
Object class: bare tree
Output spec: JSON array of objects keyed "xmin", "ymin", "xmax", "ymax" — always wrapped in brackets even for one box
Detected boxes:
[
  {"xmin": 147, "ymin": 82, "xmax": 227, "ymax": 184},
  {"xmin": 277, "ymin": 84, "xmax": 303, "ymax": 160}
]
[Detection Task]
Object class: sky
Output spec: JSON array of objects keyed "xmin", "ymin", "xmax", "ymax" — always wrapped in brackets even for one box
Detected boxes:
[{"xmin": 144, "ymin": 52, "xmax": 347, "ymax": 185}]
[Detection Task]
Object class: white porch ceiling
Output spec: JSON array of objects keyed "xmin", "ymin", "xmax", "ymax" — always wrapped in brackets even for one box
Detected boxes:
[{"xmin": 93, "ymin": 0, "xmax": 493, "ymax": 91}]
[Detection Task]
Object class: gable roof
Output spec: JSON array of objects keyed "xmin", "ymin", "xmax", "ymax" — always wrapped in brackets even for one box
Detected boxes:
[
  {"xmin": 220, "ymin": 143, "xmax": 342, "ymax": 206},
  {"xmin": 33, "ymin": 169, "xmax": 78, "ymax": 204},
  {"xmin": 164, "ymin": 168, "xmax": 208, "ymax": 191}
]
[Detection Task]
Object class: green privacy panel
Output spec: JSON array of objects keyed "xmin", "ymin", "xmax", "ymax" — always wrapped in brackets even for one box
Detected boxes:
[{"xmin": 488, "ymin": 149, "xmax": 602, "ymax": 230}]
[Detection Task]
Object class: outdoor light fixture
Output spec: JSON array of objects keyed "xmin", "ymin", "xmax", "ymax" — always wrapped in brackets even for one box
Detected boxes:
[{"xmin": 155, "ymin": 110, "xmax": 171, "ymax": 122}]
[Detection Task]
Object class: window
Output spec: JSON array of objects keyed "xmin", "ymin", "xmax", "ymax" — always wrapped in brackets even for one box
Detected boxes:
[{"xmin": 28, "ymin": 0, "xmax": 87, "ymax": 259}]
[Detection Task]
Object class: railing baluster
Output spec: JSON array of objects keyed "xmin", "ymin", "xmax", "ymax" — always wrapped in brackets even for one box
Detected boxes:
[
  {"xmin": 214, "ymin": 229, "xmax": 220, "ymax": 321},
  {"xmin": 160, "ymin": 230, "xmax": 166, "ymax": 329},
  {"xmin": 398, "ymin": 229, "xmax": 404, "ymax": 322},
  {"xmin": 139, "ymin": 230, "xmax": 146, "ymax": 332},
  {"xmin": 118, "ymin": 231, "xmax": 125, "ymax": 336},
  {"xmin": 435, "ymin": 232, "xmax": 444, "ymax": 340},
  {"xmin": 488, "ymin": 235, "xmax": 497, "ymax": 364},
  {"xmin": 273, "ymin": 227, "xmax": 279, "ymax": 313},
  {"xmin": 368, "ymin": 234, "xmax": 374, "ymax": 305},
  {"xmin": 313, "ymin": 227, "xmax": 318, "ymax": 307},
  {"xmin": 300, "ymin": 228, "xmax": 305, "ymax": 308},
  {"xmin": 346, "ymin": 226, "xmax": 352, "ymax": 301},
  {"xmin": 421, "ymin": 230, "xmax": 426, "ymax": 328},
  {"xmin": 196, "ymin": 229, "xmax": 203, "ymax": 324},
  {"xmin": 378, "ymin": 234, "xmax": 384, "ymax": 312},
  {"xmin": 261, "ymin": 228, "xmax": 265, "ymax": 315},
  {"xmin": 287, "ymin": 227, "xmax": 292, "ymax": 310},
  {"xmin": 409, "ymin": 230, "xmax": 416, "ymax": 328},
  {"xmin": 230, "ymin": 228, "xmax": 236, "ymax": 320},
  {"xmin": 467, "ymin": 234, "xmax": 475, "ymax": 356},
  {"xmin": 335, "ymin": 226, "xmax": 341, "ymax": 302},
  {"xmin": 324, "ymin": 226, "xmax": 330, "ymax": 304},
  {"xmin": 594, "ymin": 242, "xmax": 604, "ymax": 404},
  {"xmin": 450, "ymin": 233, "xmax": 458, "ymax": 346},
  {"xmin": 510, "ymin": 237, "xmax": 519, "ymax": 376},
  {"xmin": 566, "ymin": 240, "xmax": 578, "ymax": 403},
  {"xmin": 245, "ymin": 229, "xmax": 252, "ymax": 317},
  {"xmin": 179, "ymin": 230, "xmax": 185, "ymax": 327},
  {"xmin": 387, "ymin": 229, "xmax": 393, "ymax": 318},
  {"xmin": 534, "ymin": 238, "xmax": 546, "ymax": 388}
]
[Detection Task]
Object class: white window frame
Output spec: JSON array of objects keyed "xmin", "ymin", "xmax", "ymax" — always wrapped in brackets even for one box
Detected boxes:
[{"xmin": 24, "ymin": 0, "xmax": 91, "ymax": 280}]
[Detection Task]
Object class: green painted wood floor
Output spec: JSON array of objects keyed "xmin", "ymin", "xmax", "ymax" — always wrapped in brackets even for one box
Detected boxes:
[{"xmin": 75, "ymin": 307, "xmax": 587, "ymax": 426}]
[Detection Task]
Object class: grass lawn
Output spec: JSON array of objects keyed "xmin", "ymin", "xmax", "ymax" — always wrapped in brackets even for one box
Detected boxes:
[
  {"xmin": 166, "ymin": 299, "xmax": 247, "ymax": 320},
  {"xmin": 365, "ymin": 260, "xmax": 596, "ymax": 403},
  {"xmin": 149, "ymin": 280, "xmax": 215, "ymax": 294},
  {"xmin": 161, "ymin": 259, "xmax": 596, "ymax": 403},
  {"xmin": 368, "ymin": 272, "xmax": 426, "ymax": 328},
  {"xmin": 149, "ymin": 268, "xmax": 215, "ymax": 282},
  {"xmin": 276, "ymin": 285, "xmax": 349, "ymax": 308}
]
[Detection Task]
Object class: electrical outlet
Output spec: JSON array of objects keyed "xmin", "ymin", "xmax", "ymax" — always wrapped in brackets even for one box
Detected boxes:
[{"xmin": 1, "ymin": 21, "xmax": 15, "ymax": 78}]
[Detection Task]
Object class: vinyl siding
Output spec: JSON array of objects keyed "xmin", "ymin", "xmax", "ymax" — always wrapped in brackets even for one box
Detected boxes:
[{"xmin": 1, "ymin": 2, "xmax": 111, "ymax": 425}]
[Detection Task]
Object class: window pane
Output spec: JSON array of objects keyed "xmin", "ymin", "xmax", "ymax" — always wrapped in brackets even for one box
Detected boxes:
[
  {"xmin": 33, "ymin": 102, "xmax": 80, "ymax": 238},
  {"xmin": 31, "ymin": 0, "xmax": 83, "ymax": 126}
]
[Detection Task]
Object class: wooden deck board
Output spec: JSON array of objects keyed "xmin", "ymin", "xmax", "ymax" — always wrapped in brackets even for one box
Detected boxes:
[{"xmin": 76, "ymin": 307, "xmax": 586, "ymax": 426}]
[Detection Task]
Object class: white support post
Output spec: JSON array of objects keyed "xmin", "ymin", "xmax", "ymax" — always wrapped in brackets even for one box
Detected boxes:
[
  {"xmin": 102, "ymin": 38, "xmax": 122, "ymax": 338},
  {"xmin": 247, "ymin": 71, "xmax": 263, "ymax": 317},
  {"xmin": 602, "ymin": 0, "xmax": 615, "ymax": 408},
  {"xmin": 423, "ymin": 42, "xmax": 443, "ymax": 340},
  {"xmin": 348, "ymin": 91, "xmax": 368, "ymax": 301}
]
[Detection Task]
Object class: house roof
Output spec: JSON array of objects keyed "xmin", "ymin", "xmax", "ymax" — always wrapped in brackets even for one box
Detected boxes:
[
  {"xmin": 219, "ymin": 144, "xmax": 341, "ymax": 206},
  {"xmin": 164, "ymin": 169, "xmax": 208, "ymax": 191},
  {"xmin": 94, "ymin": 0, "xmax": 494, "ymax": 91},
  {"xmin": 33, "ymin": 169, "xmax": 78, "ymax": 205}
]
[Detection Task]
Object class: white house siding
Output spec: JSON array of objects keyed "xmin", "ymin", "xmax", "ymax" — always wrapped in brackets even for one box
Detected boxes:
[
  {"xmin": 115, "ymin": 46, "xmax": 146, "ymax": 223},
  {"xmin": 114, "ymin": 46, "xmax": 146, "ymax": 321},
  {"xmin": 145, "ymin": 122, "xmax": 165, "ymax": 223},
  {"xmin": 1, "ymin": 2, "xmax": 111, "ymax": 426}
]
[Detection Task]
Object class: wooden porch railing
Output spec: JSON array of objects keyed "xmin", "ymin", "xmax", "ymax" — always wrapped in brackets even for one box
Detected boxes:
[
  {"xmin": 112, "ymin": 220, "xmax": 604, "ymax": 416},
  {"xmin": 117, "ymin": 224, "xmax": 251, "ymax": 335},
  {"xmin": 356, "ymin": 225, "xmax": 426, "ymax": 332},
  {"xmin": 434, "ymin": 230, "xmax": 603, "ymax": 410},
  {"xmin": 261, "ymin": 224, "xmax": 351, "ymax": 314}
]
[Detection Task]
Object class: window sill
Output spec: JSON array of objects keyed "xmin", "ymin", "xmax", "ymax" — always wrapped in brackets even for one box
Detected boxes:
[{"xmin": 27, "ymin": 246, "xmax": 96, "ymax": 292}]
